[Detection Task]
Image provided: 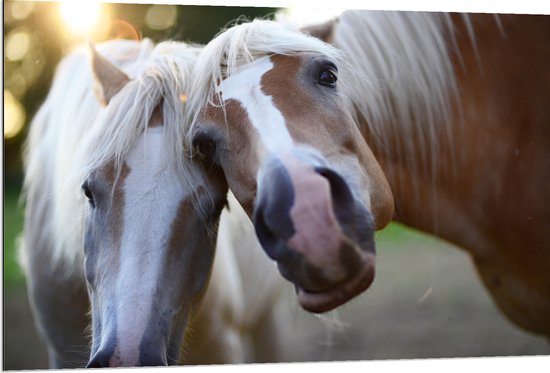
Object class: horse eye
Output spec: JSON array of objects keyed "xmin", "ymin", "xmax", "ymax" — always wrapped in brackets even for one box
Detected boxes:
[
  {"xmin": 192, "ymin": 133, "xmax": 217, "ymax": 160},
  {"xmin": 318, "ymin": 66, "xmax": 338, "ymax": 88},
  {"xmin": 82, "ymin": 182, "xmax": 95, "ymax": 208}
]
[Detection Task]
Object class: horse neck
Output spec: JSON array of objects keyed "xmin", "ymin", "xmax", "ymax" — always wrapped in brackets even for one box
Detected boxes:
[
  {"xmin": 336, "ymin": 13, "xmax": 453, "ymax": 154},
  {"xmin": 331, "ymin": 12, "xmax": 456, "ymax": 231},
  {"xmin": 338, "ymin": 12, "xmax": 550, "ymax": 248}
]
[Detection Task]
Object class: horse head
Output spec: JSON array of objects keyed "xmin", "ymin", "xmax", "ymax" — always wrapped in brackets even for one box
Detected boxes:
[
  {"xmin": 81, "ymin": 42, "xmax": 227, "ymax": 366},
  {"xmin": 188, "ymin": 21, "xmax": 394, "ymax": 313}
]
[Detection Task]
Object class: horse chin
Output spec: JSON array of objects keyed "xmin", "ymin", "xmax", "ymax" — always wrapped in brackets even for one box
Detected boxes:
[
  {"xmin": 292, "ymin": 199, "xmax": 378, "ymax": 313},
  {"xmin": 294, "ymin": 251, "xmax": 375, "ymax": 313}
]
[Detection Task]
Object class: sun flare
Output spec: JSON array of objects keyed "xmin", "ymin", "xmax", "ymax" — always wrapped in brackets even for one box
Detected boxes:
[{"xmin": 59, "ymin": 1, "xmax": 103, "ymax": 37}]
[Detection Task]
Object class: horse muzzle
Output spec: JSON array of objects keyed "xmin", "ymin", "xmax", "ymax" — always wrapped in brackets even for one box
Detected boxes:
[
  {"xmin": 253, "ymin": 155, "xmax": 376, "ymax": 313},
  {"xmin": 87, "ymin": 335, "xmax": 175, "ymax": 368},
  {"xmin": 86, "ymin": 299, "xmax": 183, "ymax": 368},
  {"xmin": 87, "ymin": 350, "xmax": 168, "ymax": 368}
]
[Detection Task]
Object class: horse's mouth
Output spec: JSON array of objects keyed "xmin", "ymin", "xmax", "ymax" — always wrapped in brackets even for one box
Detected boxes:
[{"xmin": 295, "ymin": 252, "xmax": 375, "ymax": 313}]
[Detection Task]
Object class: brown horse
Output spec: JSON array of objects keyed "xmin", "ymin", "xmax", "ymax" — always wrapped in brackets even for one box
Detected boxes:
[
  {"xmin": 188, "ymin": 20, "xmax": 395, "ymax": 314},
  {"xmin": 187, "ymin": 11, "xmax": 550, "ymax": 338}
]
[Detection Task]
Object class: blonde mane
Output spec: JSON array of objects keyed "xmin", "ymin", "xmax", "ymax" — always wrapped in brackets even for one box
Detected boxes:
[
  {"xmin": 185, "ymin": 13, "xmax": 468, "ymax": 174},
  {"xmin": 185, "ymin": 11, "xmax": 478, "ymax": 201},
  {"xmin": 186, "ymin": 19, "xmax": 344, "ymax": 142},
  {"xmin": 333, "ymin": 11, "xmax": 466, "ymax": 180},
  {"xmin": 21, "ymin": 39, "xmax": 201, "ymax": 276}
]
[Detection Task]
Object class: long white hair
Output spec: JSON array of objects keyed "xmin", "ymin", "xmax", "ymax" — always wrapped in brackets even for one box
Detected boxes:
[
  {"xmin": 21, "ymin": 39, "xmax": 201, "ymax": 275},
  {"xmin": 332, "ymin": 11, "xmax": 471, "ymax": 180}
]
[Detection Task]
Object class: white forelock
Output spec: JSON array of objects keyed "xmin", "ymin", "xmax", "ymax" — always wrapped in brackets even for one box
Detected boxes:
[{"xmin": 185, "ymin": 18, "xmax": 345, "ymax": 143}]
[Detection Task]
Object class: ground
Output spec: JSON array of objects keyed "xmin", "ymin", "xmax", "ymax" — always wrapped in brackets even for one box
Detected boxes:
[
  {"xmin": 3, "ymin": 231, "xmax": 548, "ymax": 369},
  {"xmin": 280, "ymin": 238, "xmax": 549, "ymax": 362}
]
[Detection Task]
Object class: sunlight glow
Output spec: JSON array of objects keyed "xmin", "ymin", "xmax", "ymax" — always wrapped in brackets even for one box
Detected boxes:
[
  {"xmin": 4, "ymin": 90, "xmax": 26, "ymax": 140},
  {"xmin": 281, "ymin": 7, "xmax": 346, "ymax": 27},
  {"xmin": 59, "ymin": 1, "xmax": 103, "ymax": 37}
]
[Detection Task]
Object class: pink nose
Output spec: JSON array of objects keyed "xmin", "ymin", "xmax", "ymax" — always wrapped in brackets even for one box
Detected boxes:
[
  {"xmin": 253, "ymin": 154, "xmax": 375, "ymax": 301},
  {"xmin": 284, "ymin": 159, "xmax": 353, "ymax": 284}
]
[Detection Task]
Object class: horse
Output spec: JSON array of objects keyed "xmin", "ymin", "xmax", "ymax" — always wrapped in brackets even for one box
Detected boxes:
[
  {"xmin": 18, "ymin": 38, "xmax": 249, "ymax": 368},
  {"xmin": 186, "ymin": 11, "xmax": 550, "ymax": 338},
  {"xmin": 187, "ymin": 19, "xmax": 394, "ymax": 316}
]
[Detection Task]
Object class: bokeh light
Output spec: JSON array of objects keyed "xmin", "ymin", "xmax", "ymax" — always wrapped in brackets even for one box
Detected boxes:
[
  {"xmin": 145, "ymin": 5, "xmax": 177, "ymax": 30},
  {"xmin": 7, "ymin": 73, "xmax": 28, "ymax": 99},
  {"xmin": 4, "ymin": 90, "xmax": 26, "ymax": 140},
  {"xmin": 11, "ymin": 1, "xmax": 35, "ymax": 20},
  {"xmin": 6, "ymin": 31, "xmax": 31, "ymax": 62},
  {"xmin": 109, "ymin": 19, "xmax": 141, "ymax": 41}
]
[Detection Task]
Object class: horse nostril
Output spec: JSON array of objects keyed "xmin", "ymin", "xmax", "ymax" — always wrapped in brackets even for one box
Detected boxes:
[
  {"xmin": 139, "ymin": 354, "xmax": 168, "ymax": 367},
  {"xmin": 254, "ymin": 202, "xmax": 296, "ymax": 263},
  {"xmin": 253, "ymin": 158, "xmax": 296, "ymax": 262},
  {"xmin": 314, "ymin": 167, "xmax": 356, "ymax": 226},
  {"xmin": 87, "ymin": 351, "xmax": 112, "ymax": 368},
  {"xmin": 86, "ymin": 360, "xmax": 101, "ymax": 368}
]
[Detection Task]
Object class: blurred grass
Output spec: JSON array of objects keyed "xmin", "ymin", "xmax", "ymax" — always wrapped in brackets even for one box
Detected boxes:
[
  {"xmin": 375, "ymin": 220, "xmax": 430, "ymax": 245},
  {"xmin": 4, "ymin": 184, "xmax": 25, "ymax": 287}
]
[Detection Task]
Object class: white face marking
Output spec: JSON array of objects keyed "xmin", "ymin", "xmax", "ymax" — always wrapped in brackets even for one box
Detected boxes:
[
  {"xmin": 218, "ymin": 57, "xmax": 294, "ymax": 154},
  {"xmin": 112, "ymin": 127, "xmax": 188, "ymax": 364}
]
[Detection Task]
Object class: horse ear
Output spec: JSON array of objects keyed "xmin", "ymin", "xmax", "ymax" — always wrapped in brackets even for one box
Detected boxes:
[
  {"xmin": 300, "ymin": 19, "xmax": 337, "ymax": 43},
  {"xmin": 88, "ymin": 42, "xmax": 130, "ymax": 106}
]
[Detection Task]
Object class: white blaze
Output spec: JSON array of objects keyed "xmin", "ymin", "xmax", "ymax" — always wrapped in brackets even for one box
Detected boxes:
[
  {"xmin": 114, "ymin": 127, "xmax": 187, "ymax": 364},
  {"xmin": 218, "ymin": 57, "xmax": 294, "ymax": 154}
]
